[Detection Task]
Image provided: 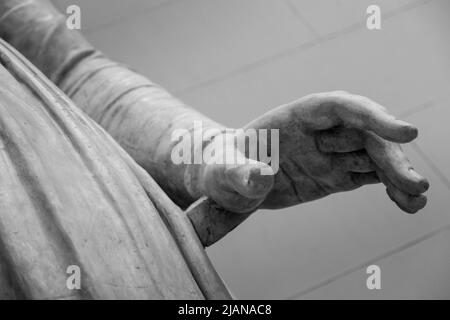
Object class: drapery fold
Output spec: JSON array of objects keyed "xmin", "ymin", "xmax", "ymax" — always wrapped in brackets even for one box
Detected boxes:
[{"xmin": 0, "ymin": 38, "xmax": 231, "ymax": 300}]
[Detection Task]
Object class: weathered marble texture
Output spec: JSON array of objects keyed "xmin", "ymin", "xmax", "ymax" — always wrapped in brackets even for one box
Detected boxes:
[
  {"xmin": 0, "ymin": 38, "xmax": 230, "ymax": 299},
  {"xmin": 0, "ymin": 0, "xmax": 430, "ymax": 299},
  {"xmin": 0, "ymin": 0, "xmax": 234, "ymax": 210}
]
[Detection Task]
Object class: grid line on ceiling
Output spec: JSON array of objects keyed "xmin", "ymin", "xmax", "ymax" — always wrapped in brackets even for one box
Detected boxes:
[
  {"xmin": 285, "ymin": 222, "xmax": 450, "ymax": 299},
  {"xmin": 283, "ymin": 0, "xmax": 321, "ymax": 39},
  {"xmin": 175, "ymin": 0, "xmax": 433, "ymax": 96}
]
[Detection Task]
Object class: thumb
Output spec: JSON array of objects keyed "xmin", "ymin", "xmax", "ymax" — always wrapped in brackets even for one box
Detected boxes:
[{"xmin": 225, "ymin": 159, "xmax": 274, "ymax": 199}]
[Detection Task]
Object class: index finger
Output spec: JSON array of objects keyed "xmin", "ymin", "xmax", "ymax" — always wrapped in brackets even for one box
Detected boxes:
[{"xmin": 318, "ymin": 92, "xmax": 418, "ymax": 143}]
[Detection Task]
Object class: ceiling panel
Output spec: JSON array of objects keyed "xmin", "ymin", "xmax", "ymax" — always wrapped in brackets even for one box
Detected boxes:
[
  {"xmin": 287, "ymin": 0, "xmax": 419, "ymax": 36},
  {"xmin": 85, "ymin": 0, "xmax": 314, "ymax": 93}
]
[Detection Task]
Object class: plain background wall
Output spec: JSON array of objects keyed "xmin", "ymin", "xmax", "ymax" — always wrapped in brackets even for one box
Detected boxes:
[{"xmin": 52, "ymin": 0, "xmax": 450, "ymax": 299}]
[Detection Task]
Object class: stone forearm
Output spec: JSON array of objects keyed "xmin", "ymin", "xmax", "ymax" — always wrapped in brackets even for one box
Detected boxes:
[{"xmin": 0, "ymin": 0, "xmax": 223, "ymax": 207}]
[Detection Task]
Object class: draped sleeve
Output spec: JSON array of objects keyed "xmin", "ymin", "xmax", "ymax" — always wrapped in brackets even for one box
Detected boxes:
[{"xmin": 0, "ymin": 39, "xmax": 230, "ymax": 300}]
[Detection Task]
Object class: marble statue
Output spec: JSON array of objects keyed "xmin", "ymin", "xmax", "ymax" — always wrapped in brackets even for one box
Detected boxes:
[{"xmin": 0, "ymin": 0, "xmax": 428, "ymax": 299}]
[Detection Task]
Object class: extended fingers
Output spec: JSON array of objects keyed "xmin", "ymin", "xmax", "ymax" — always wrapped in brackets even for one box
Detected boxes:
[
  {"xmin": 365, "ymin": 132, "xmax": 429, "ymax": 195},
  {"xmin": 317, "ymin": 126, "xmax": 428, "ymax": 213},
  {"xmin": 377, "ymin": 169, "xmax": 427, "ymax": 213},
  {"xmin": 316, "ymin": 92, "xmax": 418, "ymax": 143},
  {"xmin": 317, "ymin": 126, "xmax": 429, "ymax": 196},
  {"xmin": 386, "ymin": 186, "xmax": 427, "ymax": 214}
]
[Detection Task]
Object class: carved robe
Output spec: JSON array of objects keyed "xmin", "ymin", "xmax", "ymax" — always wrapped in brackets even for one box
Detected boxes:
[{"xmin": 0, "ymin": 0, "xmax": 231, "ymax": 299}]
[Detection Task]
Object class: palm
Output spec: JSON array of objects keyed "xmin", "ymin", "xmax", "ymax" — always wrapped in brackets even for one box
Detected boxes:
[{"xmin": 258, "ymin": 125, "xmax": 349, "ymax": 209}]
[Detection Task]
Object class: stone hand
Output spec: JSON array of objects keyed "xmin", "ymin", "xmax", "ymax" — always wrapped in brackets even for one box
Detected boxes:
[{"xmin": 197, "ymin": 91, "xmax": 429, "ymax": 214}]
